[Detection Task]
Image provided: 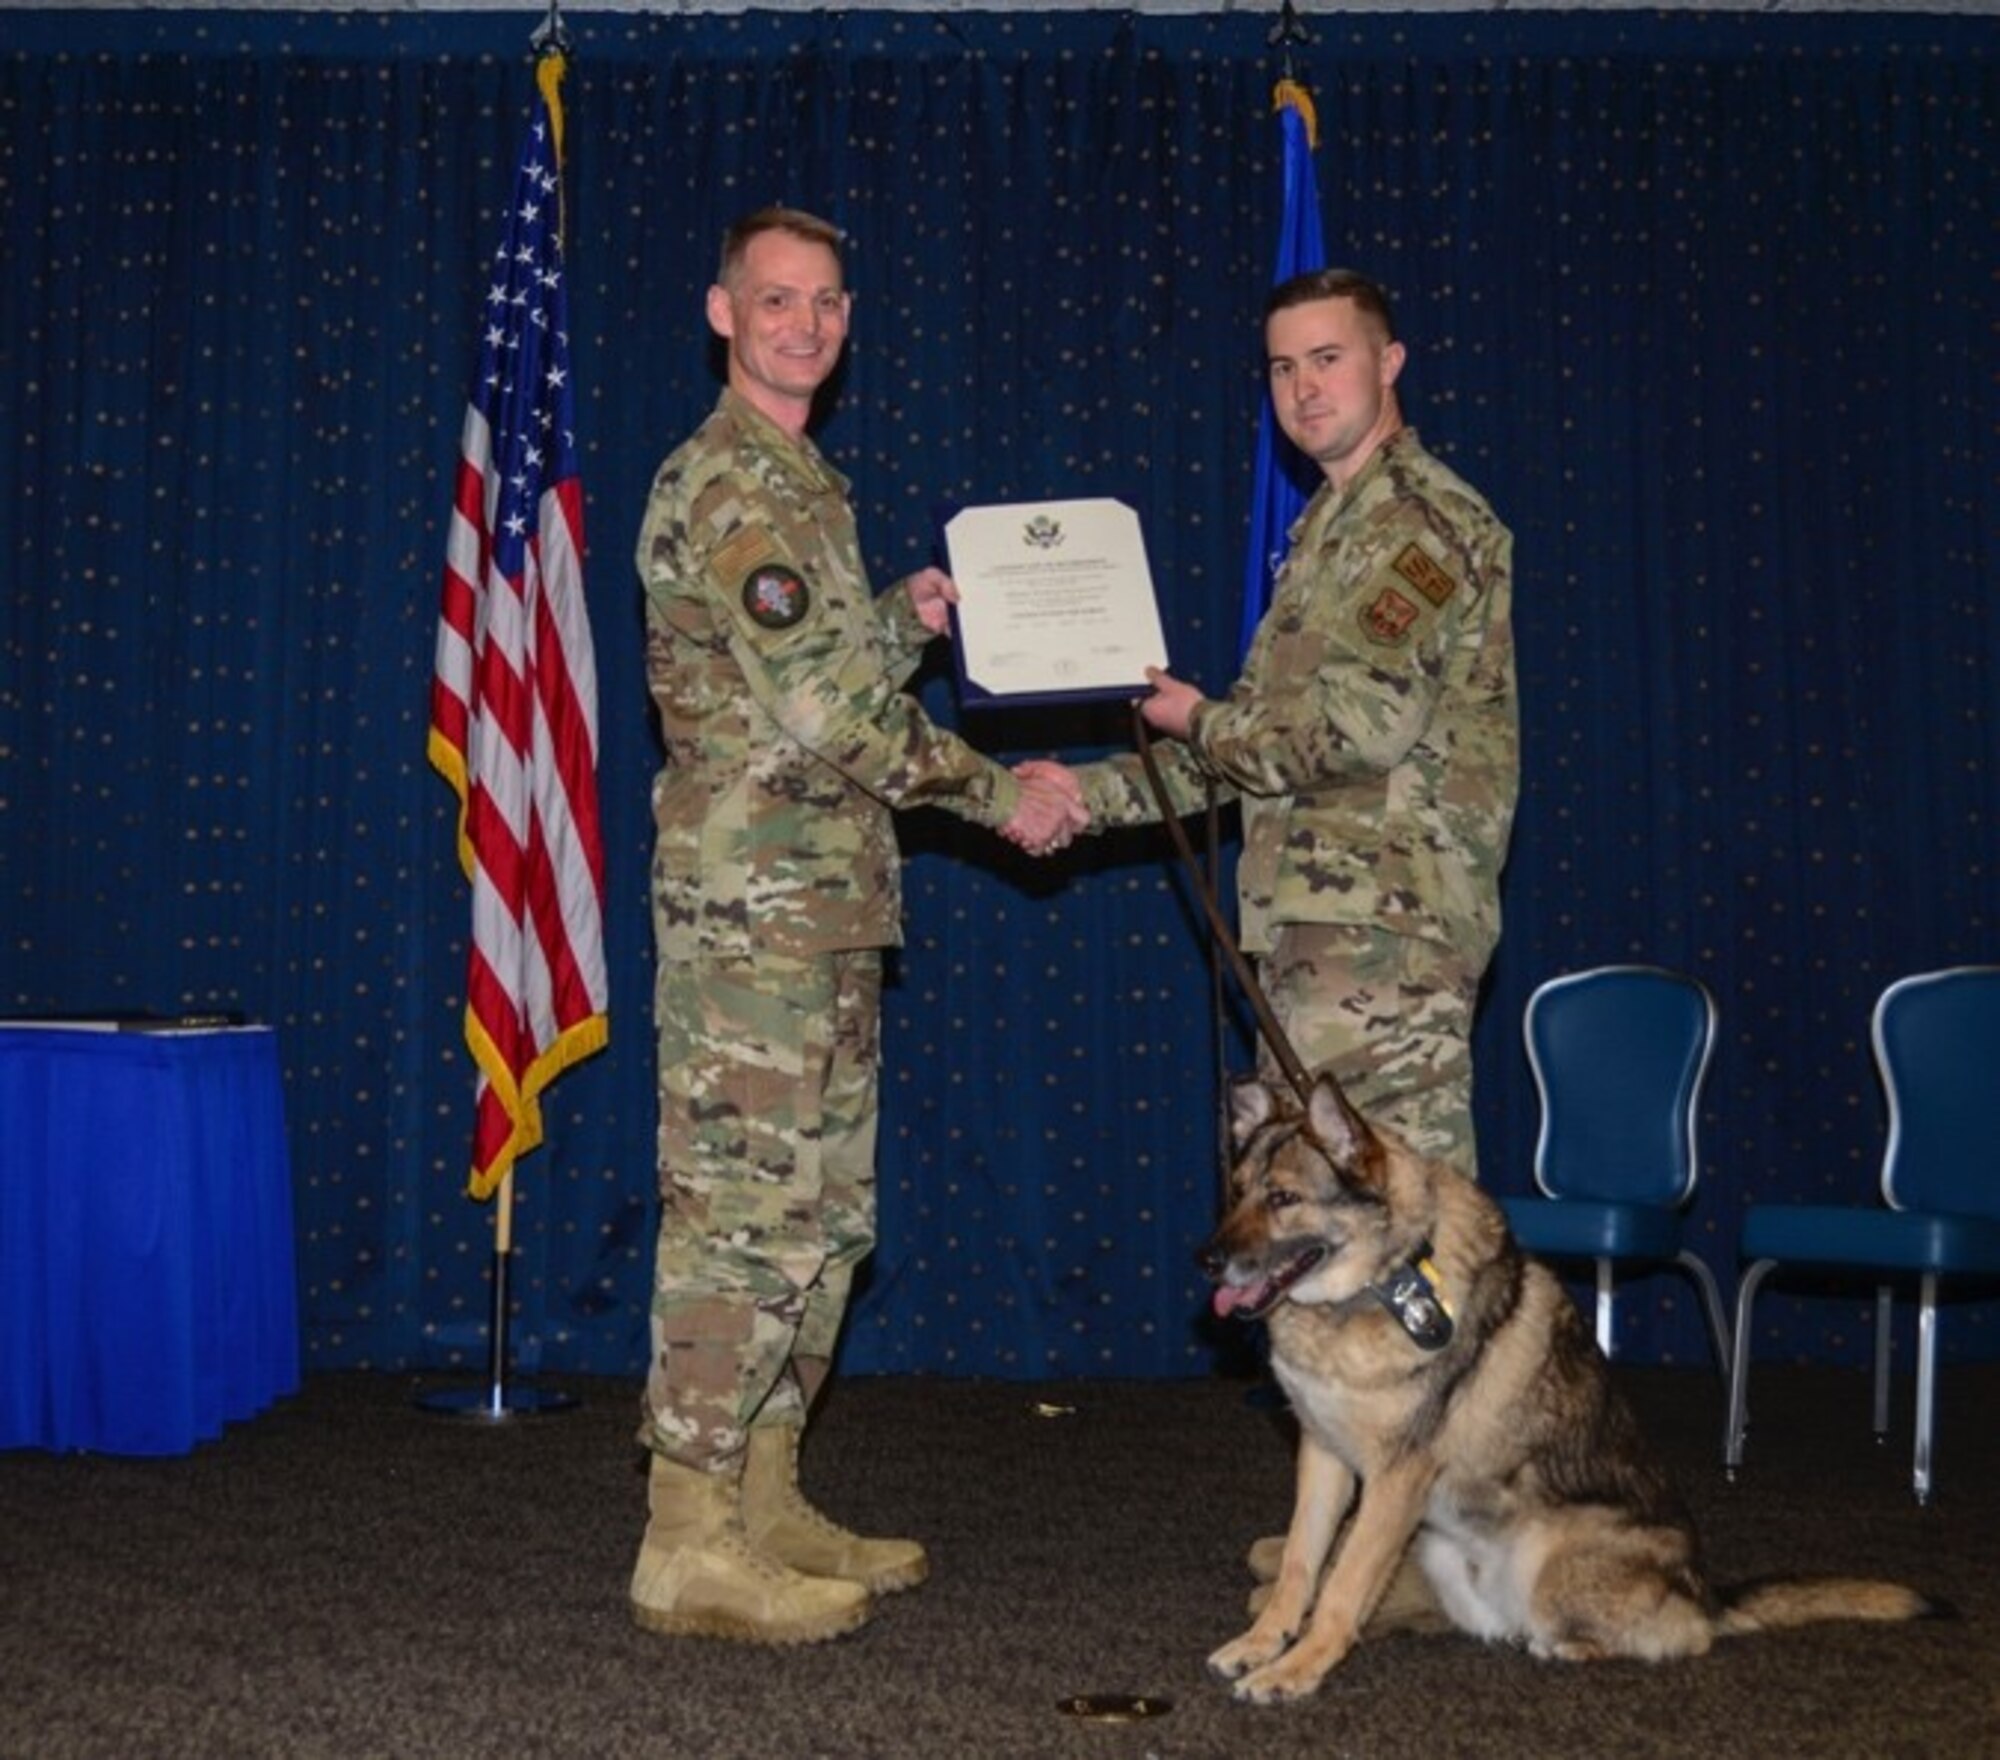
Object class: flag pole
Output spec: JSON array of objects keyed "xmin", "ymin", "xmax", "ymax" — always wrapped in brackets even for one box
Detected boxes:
[
  {"xmin": 418, "ymin": 1169, "xmax": 579, "ymax": 1421},
  {"xmin": 419, "ymin": 8, "xmax": 598, "ymax": 1423},
  {"xmin": 1218, "ymin": 9, "xmax": 1328, "ymax": 1118},
  {"xmin": 1213, "ymin": 8, "xmax": 1326, "ymax": 1399}
]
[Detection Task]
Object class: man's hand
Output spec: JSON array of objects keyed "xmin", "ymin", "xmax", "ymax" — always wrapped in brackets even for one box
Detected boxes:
[
  {"xmin": 1137, "ymin": 667, "xmax": 1205, "ymax": 740},
  {"xmin": 903, "ymin": 567, "xmax": 959, "ymax": 638},
  {"xmin": 1003, "ymin": 759, "xmax": 1089, "ymax": 855}
]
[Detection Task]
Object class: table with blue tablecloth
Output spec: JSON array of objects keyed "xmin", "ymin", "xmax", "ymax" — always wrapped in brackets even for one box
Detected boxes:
[{"xmin": 0, "ymin": 1023, "xmax": 301, "ymax": 1454}]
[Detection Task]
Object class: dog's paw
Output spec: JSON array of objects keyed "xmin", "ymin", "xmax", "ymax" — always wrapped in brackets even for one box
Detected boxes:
[
  {"xmin": 1207, "ymin": 1627, "xmax": 1290, "ymax": 1681},
  {"xmin": 1232, "ymin": 1650, "xmax": 1332, "ymax": 1706},
  {"xmin": 1246, "ymin": 1581, "xmax": 1275, "ymax": 1618}
]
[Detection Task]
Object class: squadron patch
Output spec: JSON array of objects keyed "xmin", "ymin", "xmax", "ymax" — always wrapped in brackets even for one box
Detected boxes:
[
  {"xmin": 743, "ymin": 564, "xmax": 810, "ymax": 630},
  {"xmin": 1360, "ymin": 586, "xmax": 1421, "ymax": 647},
  {"xmin": 1391, "ymin": 541, "xmax": 1460, "ymax": 608}
]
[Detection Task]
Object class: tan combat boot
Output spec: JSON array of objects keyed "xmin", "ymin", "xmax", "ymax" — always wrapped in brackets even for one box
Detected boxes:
[
  {"xmin": 741, "ymin": 1424, "xmax": 930, "ymax": 1595},
  {"xmin": 630, "ymin": 1452, "xmax": 871, "ymax": 1645}
]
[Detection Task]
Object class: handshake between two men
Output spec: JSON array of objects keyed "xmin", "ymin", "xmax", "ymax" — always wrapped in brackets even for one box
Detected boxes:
[
  {"xmin": 997, "ymin": 665, "xmax": 1208, "ymax": 857},
  {"xmin": 906, "ymin": 567, "xmax": 1207, "ymax": 861}
]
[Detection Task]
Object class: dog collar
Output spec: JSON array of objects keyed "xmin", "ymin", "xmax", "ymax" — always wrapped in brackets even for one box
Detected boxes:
[{"xmin": 1370, "ymin": 1242, "xmax": 1454, "ymax": 1351}]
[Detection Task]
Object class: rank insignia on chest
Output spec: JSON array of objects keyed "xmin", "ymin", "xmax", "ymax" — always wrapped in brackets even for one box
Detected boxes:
[
  {"xmin": 1360, "ymin": 585, "xmax": 1421, "ymax": 646},
  {"xmin": 743, "ymin": 564, "xmax": 810, "ymax": 630}
]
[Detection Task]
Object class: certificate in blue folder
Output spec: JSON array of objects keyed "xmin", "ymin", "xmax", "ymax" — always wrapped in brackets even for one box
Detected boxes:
[{"xmin": 943, "ymin": 497, "xmax": 1170, "ymax": 710}]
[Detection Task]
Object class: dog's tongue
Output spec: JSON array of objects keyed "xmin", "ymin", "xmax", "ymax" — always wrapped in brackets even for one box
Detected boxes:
[{"xmin": 1212, "ymin": 1282, "xmax": 1261, "ymax": 1319}]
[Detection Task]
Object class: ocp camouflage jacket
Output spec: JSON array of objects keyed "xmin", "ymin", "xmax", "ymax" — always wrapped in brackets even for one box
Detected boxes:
[
  {"xmin": 637, "ymin": 390, "xmax": 1018, "ymax": 960},
  {"xmin": 1080, "ymin": 427, "xmax": 1517, "ymax": 963}
]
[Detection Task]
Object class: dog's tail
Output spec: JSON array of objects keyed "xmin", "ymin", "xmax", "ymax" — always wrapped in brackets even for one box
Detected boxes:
[{"xmin": 1716, "ymin": 1577, "xmax": 1946, "ymax": 1637}]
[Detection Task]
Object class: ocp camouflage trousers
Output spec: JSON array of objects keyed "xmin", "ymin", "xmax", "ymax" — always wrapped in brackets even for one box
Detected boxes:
[
  {"xmin": 643, "ymin": 949, "xmax": 882, "ymax": 1469},
  {"xmin": 1258, "ymin": 922, "xmax": 1483, "ymax": 1181}
]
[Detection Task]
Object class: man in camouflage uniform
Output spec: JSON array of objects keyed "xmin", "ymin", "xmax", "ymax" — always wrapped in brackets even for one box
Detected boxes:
[
  {"xmin": 631, "ymin": 207, "xmax": 1084, "ymax": 1647},
  {"xmin": 1049, "ymin": 267, "xmax": 1517, "ymax": 1181}
]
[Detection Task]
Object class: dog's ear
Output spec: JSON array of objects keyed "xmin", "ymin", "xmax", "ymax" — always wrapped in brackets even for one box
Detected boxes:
[
  {"xmin": 1305, "ymin": 1073, "xmax": 1375, "ymax": 1177},
  {"xmin": 1228, "ymin": 1076, "xmax": 1277, "ymax": 1145}
]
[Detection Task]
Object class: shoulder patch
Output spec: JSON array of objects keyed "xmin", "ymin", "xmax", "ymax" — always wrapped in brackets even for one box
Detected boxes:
[
  {"xmin": 742, "ymin": 563, "xmax": 811, "ymax": 630},
  {"xmin": 1390, "ymin": 541, "xmax": 1460, "ymax": 608},
  {"xmin": 1360, "ymin": 586, "xmax": 1421, "ymax": 647}
]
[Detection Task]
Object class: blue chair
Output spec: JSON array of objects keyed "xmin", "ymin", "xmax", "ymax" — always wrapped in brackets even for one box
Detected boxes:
[
  {"xmin": 1499, "ymin": 965, "xmax": 1733, "ymax": 1370},
  {"xmin": 1725, "ymin": 967, "xmax": 2000, "ymax": 1506}
]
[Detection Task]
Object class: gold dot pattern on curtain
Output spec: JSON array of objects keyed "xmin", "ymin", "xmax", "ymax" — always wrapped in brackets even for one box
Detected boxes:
[{"xmin": 1, "ymin": 8, "xmax": 1993, "ymax": 1378}]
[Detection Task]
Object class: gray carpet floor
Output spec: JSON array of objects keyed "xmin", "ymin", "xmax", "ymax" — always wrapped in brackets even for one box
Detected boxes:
[{"xmin": 3, "ymin": 1363, "xmax": 1996, "ymax": 1759}]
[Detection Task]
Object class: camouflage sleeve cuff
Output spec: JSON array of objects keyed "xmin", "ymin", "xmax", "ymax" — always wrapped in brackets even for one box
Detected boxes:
[
  {"xmin": 1073, "ymin": 749, "xmax": 1212, "ymax": 830},
  {"xmin": 1184, "ymin": 702, "xmax": 1246, "ymax": 786},
  {"xmin": 1186, "ymin": 700, "xmax": 1219, "ymax": 765},
  {"xmin": 1076, "ymin": 760, "xmax": 1136, "ymax": 828},
  {"xmin": 876, "ymin": 578, "xmax": 934, "ymax": 654},
  {"xmin": 978, "ymin": 763, "xmax": 1020, "ymax": 827}
]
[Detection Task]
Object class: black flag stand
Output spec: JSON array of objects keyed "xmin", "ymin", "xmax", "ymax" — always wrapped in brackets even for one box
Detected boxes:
[{"xmin": 417, "ymin": 1182, "xmax": 579, "ymax": 1421}]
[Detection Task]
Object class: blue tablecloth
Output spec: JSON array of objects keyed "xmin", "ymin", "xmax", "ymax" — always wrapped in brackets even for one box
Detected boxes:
[{"xmin": 0, "ymin": 1025, "xmax": 301, "ymax": 1455}]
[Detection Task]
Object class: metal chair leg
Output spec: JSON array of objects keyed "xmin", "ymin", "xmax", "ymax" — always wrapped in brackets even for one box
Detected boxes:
[
  {"xmin": 1913, "ymin": 1274, "xmax": 1938, "ymax": 1507},
  {"xmin": 1677, "ymin": 1248, "xmax": 1734, "ymax": 1374},
  {"xmin": 1872, "ymin": 1283, "xmax": 1893, "ymax": 1441},
  {"xmin": 1724, "ymin": 1259, "xmax": 1774, "ymax": 1477}
]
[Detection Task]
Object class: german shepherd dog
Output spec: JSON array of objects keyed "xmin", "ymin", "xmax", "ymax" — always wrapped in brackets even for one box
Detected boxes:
[{"xmin": 1200, "ymin": 1073, "xmax": 1936, "ymax": 1705}]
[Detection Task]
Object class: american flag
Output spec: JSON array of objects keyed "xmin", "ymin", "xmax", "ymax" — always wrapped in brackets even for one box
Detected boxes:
[{"xmin": 429, "ymin": 52, "xmax": 608, "ymax": 1201}]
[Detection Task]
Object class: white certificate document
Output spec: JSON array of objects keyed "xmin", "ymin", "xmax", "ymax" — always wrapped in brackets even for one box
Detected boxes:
[{"xmin": 944, "ymin": 498, "xmax": 1170, "ymax": 706}]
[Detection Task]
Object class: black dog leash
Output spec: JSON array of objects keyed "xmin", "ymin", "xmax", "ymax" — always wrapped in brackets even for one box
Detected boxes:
[
  {"xmin": 1130, "ymin": 704, "xmax": 1315, "ymax": 1108},
  {"xmin": 1130, "ymin": 705, "xmax": 1455, "ymax": 1352}
]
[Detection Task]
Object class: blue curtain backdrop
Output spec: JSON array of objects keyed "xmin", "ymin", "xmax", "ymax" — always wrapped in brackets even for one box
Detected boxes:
[{"xmin": 2, "ymin": 9, "xmax": 1993, "ymax": 1383}]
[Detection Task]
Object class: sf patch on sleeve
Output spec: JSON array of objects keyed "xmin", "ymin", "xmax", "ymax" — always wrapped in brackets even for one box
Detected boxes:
[
  {"xmin": 1390, "ymin": 541, "xmax": 1460, "ymax": 608},
  {"xmin": 1358, "ymin": 541, "xmax": 1462, "ymax": 647}
]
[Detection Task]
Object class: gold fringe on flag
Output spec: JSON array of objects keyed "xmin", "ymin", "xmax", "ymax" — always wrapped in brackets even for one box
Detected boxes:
[
  {"xmin": 536, "ymin": 48, "xmax": 566, "ymax": 164},
  {"xmin": 1273, "ymin": 76, "xmax": 1319, "ymax": 150}
]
